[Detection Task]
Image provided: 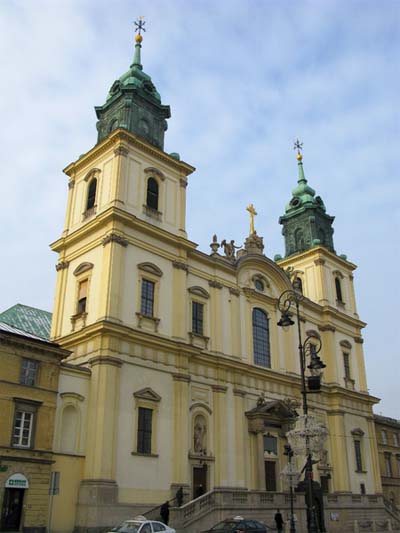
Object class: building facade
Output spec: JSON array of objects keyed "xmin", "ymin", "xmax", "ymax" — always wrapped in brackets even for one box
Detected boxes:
[
  {"xmin": 47, "ymin": 32, "xmax": 387, "ymax": 532},
  {"xmin": 374, "ymin": 415, "xmax": 400, "ymax": 507},
  {"xmin": 0, "ymin": 320, "xmax": 69, "ymax": 532}
]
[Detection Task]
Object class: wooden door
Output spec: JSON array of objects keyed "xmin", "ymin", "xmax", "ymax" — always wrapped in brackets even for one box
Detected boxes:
[
  {"xmin": 1, "ymin": 488, "xmax": 24, "ymax": 530},
  {"xmin": 193, "ymin": 465, "xmax": 207, "ymax": 499},
  {"xmin": 265, "ymin": 460, "xmax": 276, "ymax": 491}
]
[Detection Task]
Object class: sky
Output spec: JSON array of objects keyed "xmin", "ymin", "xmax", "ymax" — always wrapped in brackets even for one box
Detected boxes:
[{"xmin": 0, "ymin": 0, "xmax": 399, "ymax": 417}]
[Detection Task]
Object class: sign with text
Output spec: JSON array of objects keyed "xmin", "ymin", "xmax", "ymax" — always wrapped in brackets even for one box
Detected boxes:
[{"xmin": 5, "ymin": 473, "xmax": 29, "ymax": 489}]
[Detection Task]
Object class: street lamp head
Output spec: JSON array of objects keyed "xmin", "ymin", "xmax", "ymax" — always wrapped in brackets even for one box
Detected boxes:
[
  {"xmin": 277, "ymin": 311, "xmax": 295, "ymax": 327},
  {"xmin": 307, "ymin": 353, "xmax": 326, "ymax": 376}
]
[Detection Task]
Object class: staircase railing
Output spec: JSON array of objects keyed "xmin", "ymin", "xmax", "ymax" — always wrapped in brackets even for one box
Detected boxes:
[{"xmin": 141, "ymin": 495, "xmax": 179, "ymax": 521}]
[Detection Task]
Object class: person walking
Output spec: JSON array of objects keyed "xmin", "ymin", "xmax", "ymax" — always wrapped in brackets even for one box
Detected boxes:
[
  {"xmin": 160, "ymin": 501, "xmax": 170, "ymax": 525},
  {"xmin": 274, "ymin": 509, "xmax": 284, "ymax": 533}
]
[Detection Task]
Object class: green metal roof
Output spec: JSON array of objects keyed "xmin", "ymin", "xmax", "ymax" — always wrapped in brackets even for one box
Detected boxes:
[{"xmin": 0, "ymin": 304, "xmax": 52, "ymax": 340}]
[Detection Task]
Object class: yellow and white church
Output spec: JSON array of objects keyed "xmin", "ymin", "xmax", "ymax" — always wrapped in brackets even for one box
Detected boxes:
[{"xmin": 47, "ymin": 28, "xmax": 392, "ymax": 533}]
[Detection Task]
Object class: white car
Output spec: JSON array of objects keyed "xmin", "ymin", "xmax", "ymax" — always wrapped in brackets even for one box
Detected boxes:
[{"xmin": 108, "ymin": 517, "xmax": 176, "ymax": 533}]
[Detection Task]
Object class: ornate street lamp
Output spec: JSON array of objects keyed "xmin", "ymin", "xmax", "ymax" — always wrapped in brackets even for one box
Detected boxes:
[
  {"xmin": 277, "ymin": 287, "xmax": 328, "ymax": 533},
  {"xmin": 281, "ymin": 444, "xmax": 299, "ymax": 533}
]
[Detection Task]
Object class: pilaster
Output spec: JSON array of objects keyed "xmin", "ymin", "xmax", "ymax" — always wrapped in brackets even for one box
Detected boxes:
[
  {"xmin": 84, "ymin": 356, "xmax": 122, "ymax": 480},
  {"xmin": 328, "ymin": 411, "xmax": 351, "ymax": 492},
  {"xmin": 319, "ymin": 325, "xmax": 339, "ymax": 385},
  {"xmin": 233, "ymin": 388, "xmax": 247, "ymax": 486},
  {"xmin": 229, "ymin": 289, "xmax": 241, "ymax": 357},
  {"xmin": 98, "ymin": 233, "xmax": 128, "ymax": 323},
  {"xmin": 366, "ymin": 417, "xmax": 383, "ymax": 493},
  {"xmin": 314, "ymin": 258, "xmax": 329, "ymax": 305},
  {"xmin": 212, "ymin": 385, "xmax": 228, "ymax": 486},
  {"xmin": 111, "ymin": 145, "xmax": 129, "ymax": 207},
  {"xmin": 172, "ymin": 261, "xmax": 188, "ymax": 339},
  {"xmin": 172, "ymin": 373, "xmax": 190, "ymax": 485},
  {"xmin": 209, "ymin": 282, "xmax": 223, "ymax": 352},
  {"xmin": 51, "ymin": 260, "xmax": 70, "ymax": 339}
]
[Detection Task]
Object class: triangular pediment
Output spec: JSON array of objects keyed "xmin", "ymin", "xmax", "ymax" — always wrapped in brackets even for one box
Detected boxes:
[{"xmin": 133, "ymin": 387, "xmax": 161, "ymax": 402}]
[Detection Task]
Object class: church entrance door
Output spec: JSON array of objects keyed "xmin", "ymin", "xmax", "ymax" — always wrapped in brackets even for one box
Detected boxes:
[
  {"xmin": 193, "ymin": 465, "xmax": 207, "ymax": 499},
  {"xmin": 264, "ymin": 461, "xmax": 277, "ymax": 491}
]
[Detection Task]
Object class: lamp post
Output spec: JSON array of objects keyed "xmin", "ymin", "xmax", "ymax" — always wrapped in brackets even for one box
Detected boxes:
[
  {"xmin": 282, "ymin": 444, "xmax": 299, "ymax": 533},
  {"xmin": 277, "ymin": 287, "xmax": 327, "ymax": 533}
]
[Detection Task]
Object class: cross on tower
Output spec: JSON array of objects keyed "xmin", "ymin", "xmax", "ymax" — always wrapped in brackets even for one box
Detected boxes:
[
  {"xmin": 134, "ymin": 16, "xmax": 146, "ymax": 35},
  {"xmin": 294, "ymin": 138, "xmax": 303, "ymax": 155},
  {"xmin": 246, "ymin": 203, "xmax": 258, "ymax": 235}
]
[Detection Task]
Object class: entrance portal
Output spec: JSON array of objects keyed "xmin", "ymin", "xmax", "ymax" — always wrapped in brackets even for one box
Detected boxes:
[
  {"xmin": 1, "ymin": 488, "xmax": 24, "ymax": 531},
  {"xmin": 193, "ymin": 465, "xmax": 207, "ymax": 499}
]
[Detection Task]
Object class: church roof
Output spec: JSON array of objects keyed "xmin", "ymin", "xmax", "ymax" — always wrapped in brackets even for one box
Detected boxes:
[{"xmin": 0, "ymin": 304, "xmax": 52, "ymax": 340}]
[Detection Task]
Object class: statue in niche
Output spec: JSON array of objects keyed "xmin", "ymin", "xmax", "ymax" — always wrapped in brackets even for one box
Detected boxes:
[
  {"xmin": 319, "ymin": 448, "xmax": 328, "ymax": 466},
  {"xmin": 193, "ymin": 415, "xmax": 207, "ymax": 454}
]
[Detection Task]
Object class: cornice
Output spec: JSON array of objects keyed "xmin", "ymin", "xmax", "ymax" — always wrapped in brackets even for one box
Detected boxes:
[
  {"xmin": 87, "ymin": 355, "xmax": 123, "ymax": 368},
  {"xmin": 173, "ymin": 261, "xmax": 189, "ymax": 272},
  {"xmin": 63, "ymin": 129, "xmax": 195, "ymax": 178},
  {"xmin": 0, "ymin": 332, "xmax": 70, "ymax": 360},
  {"xmin": 277, "ymin": 246, "xmax": 357, "ymax": 271},
  {"xmin": 172, "ymin": 373, "xmax": 191, "ymax": 383}
]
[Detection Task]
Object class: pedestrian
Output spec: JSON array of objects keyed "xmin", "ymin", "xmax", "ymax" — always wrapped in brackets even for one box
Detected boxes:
[
  {"xmin": 176, "ymin": 486, "xmax": 184, "ymax": 507},
  {"xmin": 160, "ymin": 500, "xmax": 170, "ymax": 525},
  {"xmin": 274, "ymin": 509, "xmax": 284, "ymax": 533}
]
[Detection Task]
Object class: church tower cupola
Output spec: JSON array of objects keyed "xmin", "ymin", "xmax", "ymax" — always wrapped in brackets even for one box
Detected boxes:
[
  {"xmin": 95, "ymin": 18, "xmax": 171, "ymax": 150},
  {"xmin": 279, "ymin": 140, "xmax": 335, "ymax": 257}
]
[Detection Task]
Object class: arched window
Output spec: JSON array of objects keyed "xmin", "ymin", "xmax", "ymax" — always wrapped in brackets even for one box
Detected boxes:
[
  {"xmin": 252, "ymin": 308, "xmax": 271, "ymax": 368},
  {"xmin": 335, "ymin": 277, "xmax": 343, "ymax": 303},
  {"xmin": 146, "ymin": 177, "xmax": 159, "ymax": 210},
  {"xmin": 60, "ymin": 405, "xmax": 79, "ymax": 453},
  {"xmin": 86, "ymin": 178, "xmax": 97, "ymax": 211}
]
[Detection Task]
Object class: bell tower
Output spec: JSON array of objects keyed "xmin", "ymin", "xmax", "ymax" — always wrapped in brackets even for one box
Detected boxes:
[
  {"xmin": 95, "ymin": 18, "xmax": 170, "ymax": 150},
  {"xmin": 279, "ymin": 140, "xmax": 335, "ymax": 258}
]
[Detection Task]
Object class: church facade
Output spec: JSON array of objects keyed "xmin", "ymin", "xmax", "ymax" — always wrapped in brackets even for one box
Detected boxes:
[{"xmin": 48, "ymin": 30, "xmax": 385, "ymax": 533}]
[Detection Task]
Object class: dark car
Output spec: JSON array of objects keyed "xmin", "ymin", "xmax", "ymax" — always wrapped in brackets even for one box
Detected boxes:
[{"xmin": 201, "ymin": 516, "xmax": 274, "ymax": 533}]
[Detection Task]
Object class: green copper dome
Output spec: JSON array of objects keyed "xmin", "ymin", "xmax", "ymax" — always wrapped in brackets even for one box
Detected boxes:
[
  {"xmin": 95, "ymin": 34, "xmax": 170, "ymax": 149},
  {"xmin": 279, "ymin": 152, "xmax": 335, "ymax": 257}
]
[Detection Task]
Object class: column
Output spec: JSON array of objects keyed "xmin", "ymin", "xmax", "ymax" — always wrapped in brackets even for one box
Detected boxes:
[
  {"xmin": 62, "ymin": 176, "xmax": 76, "ymax": 237},
  {"xmin": 212, "ymin": 385, "xmax": 228, "ymax": 486},
  {"xmin": 327, "ymin": 411, "xmax": 351, "ymax": 492}
]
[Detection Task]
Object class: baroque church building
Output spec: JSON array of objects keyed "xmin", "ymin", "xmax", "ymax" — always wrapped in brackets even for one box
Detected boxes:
[{"xmin": 47, "ymin": 30, "xmax": 389, "ymax": 533}]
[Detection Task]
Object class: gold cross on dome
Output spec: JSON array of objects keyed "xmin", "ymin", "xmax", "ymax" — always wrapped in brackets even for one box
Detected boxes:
[{"xmin": 246, "ymin": 203, "xmax": 257, "ymax": 235}]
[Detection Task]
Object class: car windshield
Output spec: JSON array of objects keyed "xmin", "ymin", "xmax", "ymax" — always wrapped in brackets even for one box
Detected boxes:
[
  {"xmin": 112, "ymin": 521, "xmax": 142, "ymax": 533},
  {"xmin": 211, "ymin": 521, "xmax": 243, "ymax": 531}
]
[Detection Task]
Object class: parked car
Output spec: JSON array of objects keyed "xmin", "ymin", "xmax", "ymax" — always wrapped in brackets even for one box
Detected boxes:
[
  {"xmin": 108, "ymin": 516, "xmax": 176, "ymax": 533},
  {"xmin": 201, "ymin": 515, "xmax": 274, "ymax": 533}
]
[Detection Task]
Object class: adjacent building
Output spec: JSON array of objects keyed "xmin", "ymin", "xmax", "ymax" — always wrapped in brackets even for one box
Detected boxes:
[
  {"xmin": 0, "ymin": 318, "xmax": 69, "ymax": 532},
  {"xmin": 374, "ymin": 414, "xmax": 400, "ymax": 507}
]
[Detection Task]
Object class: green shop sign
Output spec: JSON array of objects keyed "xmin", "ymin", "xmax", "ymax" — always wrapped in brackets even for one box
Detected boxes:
[{"xmin": 5, "ymin": 473, "xmax": 29, "ymax": 489}]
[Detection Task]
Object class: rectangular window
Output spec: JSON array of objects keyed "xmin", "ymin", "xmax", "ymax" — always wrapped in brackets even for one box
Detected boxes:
[
  {"xmin": 343, "ymin": 353, "xmax": 351, "ymax": 379},
  {"xmin": 20, "ymin": 358, "xmax": 38, "ymax": 386},
  {"xmin": 354, "ymin": 440, "xmax": 363, "ymax": 471},
  {"xmin": 396, "ymin": 455, "xmax": 400, "ymax": 476},
  {"xmin": 384, "ymin": 453, "xmax": 392, "ymax": 477},
  {"xmin": 360, "ymin": 483, "xmax": 366, "ymax": 495},
  {"xmin": 141, "ymin": 279, "xmax": 155, "ymax": 317},
  {"xmin": 381, "ymin": 430, "xmax": 388, "ymax": 445},
  {"xmin": 137, "ymin": 407, "xmax": 152, "ymax": 454},
  {"xmin": 12, "ymin": 410, "xmax": 34, "ymax": 448},
  {"xmin": 263, "ymin": 434, "xmax": 277, "ymax": 455},
  {"xmin": 77, "ymin": 279, "xmax": 88, "ymax": 314},
  {"xmin": 264, "ymin": 460, "xmax": 276, "ymax": 491},
  {"xmin": 192, "ymin": 301, "xmax": 204, "ymax": 335},
  {"xmin": 393, "ymin": 433, "xmax": 399, "ymax": 447}
]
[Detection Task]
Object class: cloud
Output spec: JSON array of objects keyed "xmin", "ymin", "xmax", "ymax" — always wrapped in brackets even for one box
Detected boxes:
[{"xmin": 0, "ymin": 0, "xmax": 399, "ymax": 416}]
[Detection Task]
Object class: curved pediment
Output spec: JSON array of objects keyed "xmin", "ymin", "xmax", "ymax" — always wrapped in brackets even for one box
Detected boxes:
[
  {"xmin": 73, "ymin": 262, "xmax": 94, "ymax": 276},
  {"xmin": 340, "ymin": 340, "xmax": 352, "ymax": 349},
  {"xmin": 237, "ymin": 254, "xmax": 292, "ymax": 297},
  {"xmin": 137, "ymin": 262, "xmax": 163, "ymax": 277},
  {"xmin": 188, "ymin": 286, "xmax": 210, "ymax": 299}
]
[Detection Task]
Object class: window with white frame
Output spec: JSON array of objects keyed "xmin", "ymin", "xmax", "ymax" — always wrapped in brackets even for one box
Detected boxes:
[
  {"xmin": 381, "ymin": 430, "xmax": 388, "ymax": 445},
  {"xmin": 12, "ymin": 400, "xmax": 40, "ymax": 448},
  {"xmin": 20, "ymin": 358, "xmax": 38, "ymax": 386}
]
